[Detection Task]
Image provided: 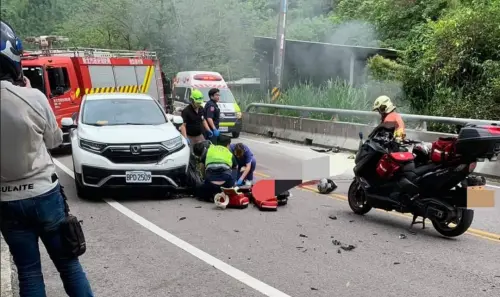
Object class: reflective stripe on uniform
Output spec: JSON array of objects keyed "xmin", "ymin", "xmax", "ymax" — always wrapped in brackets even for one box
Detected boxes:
[{"xmin": 205, "ymin": 145, "xmax": 233, "ymax": 167}]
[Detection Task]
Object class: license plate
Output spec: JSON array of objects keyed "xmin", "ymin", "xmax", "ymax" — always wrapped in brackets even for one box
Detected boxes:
[
  {"xmin": 125, "ymin": 171, "xmax": 152, "ymax": 183},
  {"xmin": 219, "ymin": 126, "xmax": 228, "ymax": 132}
]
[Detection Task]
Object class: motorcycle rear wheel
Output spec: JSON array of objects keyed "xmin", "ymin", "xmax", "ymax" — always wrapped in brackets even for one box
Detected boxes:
[
  {"xmin": 348, "ymin": 180, "xmax": 372, "ymax": 215},
  {"xmin": 431, "ymin": 208, "xmax": 474, "ymax": 237}
]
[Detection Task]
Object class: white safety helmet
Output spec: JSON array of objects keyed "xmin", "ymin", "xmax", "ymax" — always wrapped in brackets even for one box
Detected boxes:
[
  {"xmin": 373, "ymin": 95, "xmax": 396, "ymax": 114},
  {"xmin": 214, "ymin": 193, "xmax": 229, "ymax": 209},
  {"xmin": 317, "ymin": 178, "xmax": 338, "ymax": 194}
]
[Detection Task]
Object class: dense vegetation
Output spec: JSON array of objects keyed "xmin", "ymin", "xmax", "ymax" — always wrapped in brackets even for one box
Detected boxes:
[{"xmin": 2, "ymin": 0, "xmax": 499, "ymax": 121}]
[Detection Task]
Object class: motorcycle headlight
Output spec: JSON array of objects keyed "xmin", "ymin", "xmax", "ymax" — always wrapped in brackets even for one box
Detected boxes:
[
  {"xmin": 79, "ymin": 139, "xmax": 107, "ymax": 153},
  {"xmin": 161, "ymin": 136, "xmax": 183, "ymax": 150}
]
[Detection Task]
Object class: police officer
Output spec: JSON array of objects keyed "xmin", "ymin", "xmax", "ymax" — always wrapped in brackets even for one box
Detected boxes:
[
  {"xmin": 197, "ymin": 135, "xmax": 237, "ymax": 201},
  {"xmin": 0, "ymin": 21, "xmax": 94, "ymax": 296},
  {"xmin": 203, "ymin": 88, "xmax": 221, "ymax": 142}
]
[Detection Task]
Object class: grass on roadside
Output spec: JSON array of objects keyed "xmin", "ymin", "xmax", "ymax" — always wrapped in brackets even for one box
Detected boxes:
[{"xmin": 233, "ymin": 79, "xmax": 411, "ymax": 124}]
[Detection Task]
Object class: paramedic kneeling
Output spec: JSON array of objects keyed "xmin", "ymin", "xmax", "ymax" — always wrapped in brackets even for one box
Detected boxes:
[
  {"xmin": 230, "ymin": 143, "xmax": 256, "ymax": 186},
  {"xmin": 198, "ymin": 135, "xmax": 237, "ymax": 201}
]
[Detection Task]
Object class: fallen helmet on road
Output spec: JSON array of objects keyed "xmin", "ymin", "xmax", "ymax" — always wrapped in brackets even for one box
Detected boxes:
[
  {"xmin": 317, "ymin": 178, "xmax": 337, "ymax": 194},
  {"xmin": 277, "ymin": 190, "xmax": 291, "ymax": 206}
]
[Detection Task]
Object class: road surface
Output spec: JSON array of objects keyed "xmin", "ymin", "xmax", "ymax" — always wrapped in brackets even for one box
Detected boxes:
[{"xmin": 2, "ymin": 133, "xmax": 500, "ymax": 297}]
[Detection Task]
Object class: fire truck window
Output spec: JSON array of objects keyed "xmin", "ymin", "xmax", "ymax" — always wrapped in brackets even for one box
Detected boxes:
[
  {"xmin": 47, "ymin": 67, "xmax": 70, "ymax": 96},
  {"xmin": 22, "ymin": 67, "xmax": 45, "ymax": 94}
]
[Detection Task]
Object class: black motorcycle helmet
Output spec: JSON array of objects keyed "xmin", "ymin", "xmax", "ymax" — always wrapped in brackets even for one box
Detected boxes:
[{"xmin": 0, "ymin": 21, "xmax": 24, "ymax": 84}]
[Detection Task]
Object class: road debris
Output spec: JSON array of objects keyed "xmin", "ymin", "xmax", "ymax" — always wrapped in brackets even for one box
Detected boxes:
[
  {"xmin": 399, "ymin": 234, "xmax": 407, "ymax": 239},
  {"xmin": 269, "ymin": 140, "xmax": 279, "ymax": 144},
  {"xmin": 195, "ymin": 206, "xmax": 202, "ymax": 208},
  {"xmin": 179, "ymin": 217, "xmax": 186, "ymax": 221},
  {"xmin": 311, "ymin": 287, "xmax": 319, "ymax": 291},
  {"xmin": 349, "ymin": 220, "xmax": 355, "ymax": 223},
  {"xmin": 234, "ymin": 230, "xmax": 239, "ymax": 233},
  {"xmin": 299, "ymin": 234, "xmax": 308, "ymax": 238},
  {"xmin": 341, "ymin": 244, "xmax": 356, "ymax": 251},
  {"xmin": 394, "ymin": 262, "xmax": 401, "ymax": 265},
  {"xmin": 328, "ymin": 215, "xmax": 338, "ymax": 220},
  {"xmin": 337, "ymin": 249, "xmax": 341, "ymax": 254},
  {"xmin": 332, "ymin": 240, "xmax": 341, "ymax": 246}
]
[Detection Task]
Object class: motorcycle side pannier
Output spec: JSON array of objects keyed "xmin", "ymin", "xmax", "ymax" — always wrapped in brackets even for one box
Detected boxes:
[
  {"xmin": 376, "ymin": 152, "xmax": 414, "ymax": 179},
  {"xmin": 455, "ymin": 125, "xmax": 500, "ymax": 160},
  {"xmin": 430, "ymin": 137, "xmax": 457, "ymax": 163}
]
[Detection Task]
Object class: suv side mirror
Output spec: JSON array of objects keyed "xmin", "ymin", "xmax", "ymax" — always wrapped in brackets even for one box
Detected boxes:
[
  {"xmin": 61, "ymin": 117, "xmax": 77, "ymax": 129},
  {"xmin": 172, "ymin": 116, "xmax": 183, "ymax": 125}
]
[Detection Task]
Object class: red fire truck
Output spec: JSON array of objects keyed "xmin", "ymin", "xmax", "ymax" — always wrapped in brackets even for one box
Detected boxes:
[{"xmin": 21, "ymin": 36, "xmax": 167, "ymax": 147}]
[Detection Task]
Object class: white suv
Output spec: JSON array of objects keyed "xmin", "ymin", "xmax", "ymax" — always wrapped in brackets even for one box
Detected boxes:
[{"xmin": 61, "ymin": 93, "xmax": 190, "ymax": 199}]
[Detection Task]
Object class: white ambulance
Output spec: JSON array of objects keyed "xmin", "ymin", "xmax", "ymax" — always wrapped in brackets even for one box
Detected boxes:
[{"xmin": 172, "ymin": 71, "xmax": 242, "ymax": 138}]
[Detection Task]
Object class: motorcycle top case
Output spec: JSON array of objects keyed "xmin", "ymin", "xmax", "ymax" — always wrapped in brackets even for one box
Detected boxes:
[
  {"xmin": 455, "ymin": 124, "xmax": 500, "ymax": 160},
  {"xmin": 376, "ymin": 152, "xmax": 415, "ymax": 179}
]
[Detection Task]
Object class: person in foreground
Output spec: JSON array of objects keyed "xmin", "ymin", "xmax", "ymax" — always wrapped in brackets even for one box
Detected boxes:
[
  {"xmin": 0, "ymin": 21, "xmax": 94, "ymax": 297},
  {"xmin": 197, "ymin": 135, "xmax": 237, "ymax": 201},
  {"xmin": 180, "ymin": 88, "xmax": 211, "ymax": 146},
  {"xmin": 230, "ymin": 143, "xmax": 257, "ymax": 186},
  {"xmin": 372, "ymin": 95, "xmax": 406, "ymax": 142}
]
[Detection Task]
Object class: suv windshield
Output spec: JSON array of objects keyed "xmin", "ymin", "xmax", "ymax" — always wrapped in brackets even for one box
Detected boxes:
[
  {"xmin": 198, "ymin": 88, "xmax": 236, "ymax": 103},
  {"xmin": 82, "ymin": 99, "xmax": 167, "ymax": 126}
]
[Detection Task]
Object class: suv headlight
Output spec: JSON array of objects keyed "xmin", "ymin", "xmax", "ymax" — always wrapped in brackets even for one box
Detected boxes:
[
  {"xmin": 236, "ymin": 112, "xmax": 242, "ymax": 119},
  {"xmin": 161, "ymin": 136, "xmax": 183, "ymax": 150},
  {"xmin": 79, "ymin": 139, "xmax": 107, "ymax": 153}
]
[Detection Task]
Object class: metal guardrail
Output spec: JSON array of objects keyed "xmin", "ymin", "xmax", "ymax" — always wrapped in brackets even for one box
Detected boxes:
[{"xmin": 245, "ymin": 103, "xmax": 500, "ymax": 130}]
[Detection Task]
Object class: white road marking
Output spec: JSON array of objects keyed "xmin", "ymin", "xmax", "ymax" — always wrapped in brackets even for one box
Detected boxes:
[
  {"xmin": 52, "ymin": 158, "xmax": 291, "ymax": 297},
  {"xmin": 1, "ymin": 236, "xmax": 13, "ymax": 297}
]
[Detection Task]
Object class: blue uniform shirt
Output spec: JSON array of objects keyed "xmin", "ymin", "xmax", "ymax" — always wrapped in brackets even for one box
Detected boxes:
[
  {"xmin": 203, "ymin": 99, "xmax": 220, "ymax": 129},
  {"xmin": 230, "ymin": 143, "xmax": 254, "ymax": 167}
]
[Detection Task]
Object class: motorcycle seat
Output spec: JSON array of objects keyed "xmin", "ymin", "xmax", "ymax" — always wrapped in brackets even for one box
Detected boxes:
[{"xmin": 404, "ymin": 163, "xmax": 439, "ymax": 177}]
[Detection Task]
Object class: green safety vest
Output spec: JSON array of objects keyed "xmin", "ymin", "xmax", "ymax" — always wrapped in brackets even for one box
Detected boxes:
[{"xmin": 205, "ymin": 145, "xmax": 233, "ymax": 167}]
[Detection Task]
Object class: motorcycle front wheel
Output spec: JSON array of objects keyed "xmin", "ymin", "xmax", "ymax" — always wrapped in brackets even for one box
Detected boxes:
[
  {"xmin": 348, "ymin": 179, "xmax": 372, "ymax": 215},
  {"xmin": 431, "ymin": 208, "xmax": 474, "ymax": 237}
]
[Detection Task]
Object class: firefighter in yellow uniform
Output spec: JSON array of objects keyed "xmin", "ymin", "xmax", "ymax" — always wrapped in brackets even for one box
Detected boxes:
[{"xmin": 197, "ymin": 135, "xmax": 237, "ymax": 201}]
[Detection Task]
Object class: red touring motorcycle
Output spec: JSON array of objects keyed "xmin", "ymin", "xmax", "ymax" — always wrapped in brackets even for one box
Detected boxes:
[{"xmin": 348, "ymin": 122, "xmax": 500, "ymax": 237}]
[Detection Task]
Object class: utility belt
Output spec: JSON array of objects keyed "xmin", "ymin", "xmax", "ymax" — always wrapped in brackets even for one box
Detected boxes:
[{"xmin": 206, "ymin": 163, "xmax": 231, "ymax": 173}]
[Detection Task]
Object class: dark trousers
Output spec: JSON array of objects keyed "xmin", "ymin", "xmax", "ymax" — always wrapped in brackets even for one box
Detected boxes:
[
  {"xmin": 0, "ymin": 184, "xmax": 94, "ymax": 297},
  {"xmin": 196, "ymin": 171, "xmax": 236, "ymax": 202}
]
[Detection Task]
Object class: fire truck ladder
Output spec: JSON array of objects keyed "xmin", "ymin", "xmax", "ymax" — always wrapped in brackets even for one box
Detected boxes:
[{"xmin": 23, "ymin": 36, "xmax": 157, "ymax": 58}]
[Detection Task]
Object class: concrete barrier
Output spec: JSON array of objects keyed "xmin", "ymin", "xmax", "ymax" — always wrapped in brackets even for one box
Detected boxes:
[{"xmin": 242, "ymin": 112, "xmax": 500, "ymax": 178}]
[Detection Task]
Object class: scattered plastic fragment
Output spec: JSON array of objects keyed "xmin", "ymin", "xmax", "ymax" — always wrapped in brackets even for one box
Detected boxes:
[
  {"xmin": 332, "ymin": 240, "xmax": 341, "ymax": 246},
  {"xmin": 329, "ymin": 215, "xmax": 338, "ymax": 220},
  {"xmin": 341, "ymin": 244, "xmax": 356, "ymax": 251},
  {"xmin": 399, "ymin": 234, "xmax": 407, "ymax": 239},
  {"xmin": 179, "ymin": 217, "xmax": 186, "ymax": 221},
  {"xmin": 299, "ymin": 234, "xmax": 308, "ymax": 238}
]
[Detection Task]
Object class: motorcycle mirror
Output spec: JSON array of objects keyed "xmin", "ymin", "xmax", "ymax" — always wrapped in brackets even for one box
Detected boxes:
[{"xmin": 359, "ymin": 132, "xmax": 363, "ymax": 140}]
